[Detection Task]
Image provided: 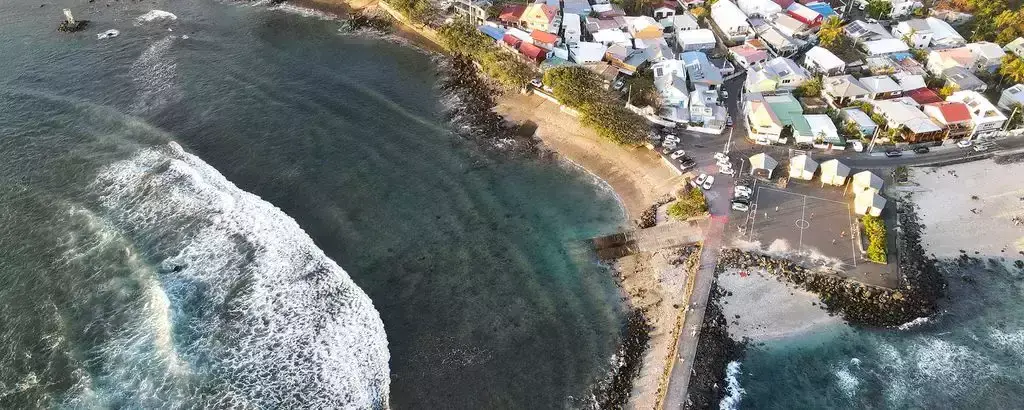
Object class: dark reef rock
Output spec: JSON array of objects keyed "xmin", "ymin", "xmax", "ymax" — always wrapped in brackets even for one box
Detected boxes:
[{"xmin": 684, "ymin": 282, "xmax": 745, "ymax": 410}]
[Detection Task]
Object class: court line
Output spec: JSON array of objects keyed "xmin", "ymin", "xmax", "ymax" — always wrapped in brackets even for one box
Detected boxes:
[
  {"xmin": 847, "ymin": 203, "xmax": 858, "ymax": 268},
  {"xmin": 799, "ymin": 195, "xmax": 806, "ymax": 251},
  {"xmin": 756, "ymin": 186, "xmax": 849, "ymax": 205}
]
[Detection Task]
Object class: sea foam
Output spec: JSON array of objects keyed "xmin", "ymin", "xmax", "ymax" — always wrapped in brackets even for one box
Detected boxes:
[
  {"xmin": 719, "ymin": 361, "xmax": 745, "ymax": 410},
  {"xmin": 89, "ymin": 142, "xmax": 390, "ymax": 408},
  {"xmin": 136, "ymin": 10, "xmax": 178, "ymax": 24}
]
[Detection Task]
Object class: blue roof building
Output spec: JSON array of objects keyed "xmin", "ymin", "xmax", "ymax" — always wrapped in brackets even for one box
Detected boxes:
[
  {"xmin": 478, "ymin": 25, "xmax": 506, "ymax": 41},
  {"xmin": 804, "ymin": 2, "xmax": 836, "ymax": 18}
]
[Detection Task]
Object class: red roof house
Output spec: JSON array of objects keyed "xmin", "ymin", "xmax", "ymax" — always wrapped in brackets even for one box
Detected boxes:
[
  {"xmin": 922, "ymin": 101, "xmax": 972, "ymax": 139},
  {"xmin": 772, "ymin": 0, "xmax": 795, "ymax": 8},
  {"xmin": 530, "ymin": 29, "xmax": 558, "ymax": 49},
  {"xmin": 906, "ymin": 88, "xmax": 943, "ymax": 105},
  {"xmin": 499, "ymin": 4, "xmax": 526, "ymax": 26},
  {"xmin": 518, "ymin": 42, "xmax": 547, "ymax": 63},
  {"xmin": 502, "ymin": 33, "xmax": 522, "ymax": 49},
  {"xmin": 786, "ymin": 3, "xmax": 822, "ymax": 26}
]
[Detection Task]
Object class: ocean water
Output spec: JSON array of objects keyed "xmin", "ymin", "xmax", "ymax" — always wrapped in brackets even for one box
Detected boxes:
[
  {"xmin": 0, "ymin": 1, "xmax": 626, "ymax": 408},
  {"xmin": 729, "ymin": 260, "xmax": 1024, "ymax": 408}
]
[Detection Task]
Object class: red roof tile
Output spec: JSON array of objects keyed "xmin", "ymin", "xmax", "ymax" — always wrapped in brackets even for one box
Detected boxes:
[
  {"xmin": 499, "ymin": 4, "xmax": 526, "ymax": 22},
  {"xmin": 906, "ymin": 88, "xmax": 943, "ymax": 104},
  {"xmin": 932, "ymin": 102, "xmax": 971, "ymax": 122},
  {"xmin": 519, "ymin": 42, "xmax": 547, "ymax": 61},
  {"xmin": 502, "ymin": 34, "xmax": 522, "ymax": 47},
  {"xmin": 530, "ymin": 29, "xmax": 558, "ymax": 44}
]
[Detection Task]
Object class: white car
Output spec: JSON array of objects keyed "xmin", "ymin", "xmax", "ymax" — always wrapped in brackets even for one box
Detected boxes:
[
  {"xmin": 731, "ymin": 202, "xmax": 750, "ymax": 212},
  {"xmin": 695, "ymin": 173, "xmax": 708, "ymax": 186},
  {"xmin": 973, "ymin": 144, "xmax": 989, "ymax": 152},
  {"xmin": 714, "ymin": 152, "xmax": 729, "ymax": 162},
  {"xmin": 664, "ymin": 135, "xmax": 679, "ymax": 144},
  {"xmin": 662, "ymin": 140, "xmax": 677, "ymax": 149},
  {"xmin": 957, "ymin": 139, "xmax": 973, "ymax": 148},
  {"xmin": 718, "ymin": 166, "xmax": 735, "ymax": 176},
  {"xmin": 849, "ymin": 141, "xmax": 864, "ymax": 152},
  {"xmin": 670, "ymin": 149, "xmax": 687, "ymax": 159},
  {"xmin": 702, "ymin": 175, "xmax": 715, "ymax": 190},
  {"xmin": 734, "ymin": 185, "xmax": 752, "ymax": 198}
]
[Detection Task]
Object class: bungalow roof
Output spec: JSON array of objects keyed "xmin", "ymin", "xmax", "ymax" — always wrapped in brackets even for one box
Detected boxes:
[
  {"xmin": 860, "ymin": 75, "xmax": 901, "ymax": 94},
  {"xmin": 531, "ymin": 29, "xmax": 558, "ymax": 44},
  {"xmin": 906, "ymin": 87, "xmax": 942, "ymax": 104}
]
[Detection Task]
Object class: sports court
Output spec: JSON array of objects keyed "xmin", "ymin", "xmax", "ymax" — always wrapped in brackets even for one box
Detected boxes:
[{"xmin": 739, "ymin": 184, "xmax": 859, "ymax": 269}]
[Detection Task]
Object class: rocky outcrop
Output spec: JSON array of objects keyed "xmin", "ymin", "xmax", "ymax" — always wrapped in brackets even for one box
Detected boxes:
[
  {"xmin": 684, "ymin": 282, "xmax": 745, "ymax": 410},
  {"xmin": 635, "ymin": 194, "xmax": 675, "ymax": 229}
]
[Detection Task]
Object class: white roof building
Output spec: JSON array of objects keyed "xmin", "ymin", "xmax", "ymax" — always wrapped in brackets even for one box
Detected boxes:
[
  {"xmin": 672, "ymin": 13, "xmax": 700, "ymax": 31},
  {"xmin": 855, "ymin": 191, "xmax": 887, "ymax": 216},
  {"xmin": 802, "ymin": 46, "xmax": 845, "ymax": 75},
  {"xmin": 591, "ymin": 29, "xmax": 632, "ymax": 46},
  {"xmin": 676, "ymin": 29, "xmax": 717, "ymax": 51},
  {"xmin": 947, "ymin": 90, "xmax": 1009, "ymax": 137},
  {"xmin": 570, "ymin": 42, "xmax": 608, "ymax": 63},
  {"xmin": 738, "ymin": 0, "xmax": 782, "ymax": 18},
  {"xmin": 844, "ymin": 20, "xmax": 893, "ymax": 42},
  {"xmin": 797, "ymin": 114, "xmax": 840, "ymax": 145},
  {"xmin": 998, "ymin": 84, "xmax": 1024, "ymax": 111},
  {"xmin": 745, "ymin": 56, "xmax": 809, "ymax": 92},
  {"xmin": 712, "ymin": 0, "xmax": 753, "ymax": 41},
  {"xmin": 860, "ymin": 75, "xmax": 902, "ymax": 99},
  {"xmin": 862, "ymin": 38, "xmax": 909, "ymax": 56},
  {"xmin": 749, "ymin": 153, "xmax": 779, "ymax": 178},
  {"xmin": 788, "ymin": 154, "xmax": 818, "ymax": 180},
  {"xmin": 871, "ymin": 99, "xmax": 942, "ymax": 134},
  {"xmin": 892, "ymin": 72, "xmax": 926, "ymax": 91},
  {"xmin": 1005, "ymin": 37, "xmax": 1024, "ymax": 58},
  {"xmin": 653, "ymin": 59, "xmax": 690, "ymax": 107},
  {"xmin": 925, "ymin": 17, "xmax": 966, "ymax": 48},
  {"xmin": 820, "ymin": 159, "xmax": 850, "ymax": 186},
  {"xmin": 563, "ymin": 13, "xmax": 582, "ymax": 44},
  {"xmin": 852, "ymin": 170, "xmax": 884, "ymax": 194},
  {"xmin": 772, "ymin": 13, "xmax": 807, "ymax": 37},
  {"xmin": 967, "ymin": 42, "xmax": 1007, "ymax": 72}
]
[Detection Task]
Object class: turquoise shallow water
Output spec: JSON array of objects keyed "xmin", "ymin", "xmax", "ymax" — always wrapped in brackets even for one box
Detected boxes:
[
  {"xmin": 0, "ymin": 1, "xmax": 626, "ymax": 407},
  {"xmin": 731, "ymin": 260, "xmax": 1024, "ymax": 408}
]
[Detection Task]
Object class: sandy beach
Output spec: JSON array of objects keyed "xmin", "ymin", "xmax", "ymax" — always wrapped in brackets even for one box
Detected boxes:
[
  {"xmin": 907, "ymin": 159, "xmax": 1024, "ymax": 267},
  {"xmin": 717, "ymin": 268, "xmax": 843, "ymax": 341}
]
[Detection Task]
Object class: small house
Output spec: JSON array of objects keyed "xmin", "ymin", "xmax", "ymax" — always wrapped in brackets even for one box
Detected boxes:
[
  {"xmin": 841, "ymin": 108, "xmax": 878, "ymax": 137},
  {"xmin": 854, "ymin": 191, "xmax": 887, "ymax": 217},
  {"xmin": 521, "ymin": 2, "xmax": 559, "ymax": 32},
  {"xmin": 749, "ymin": 153, "xmax": 779, "ymax": 178},
  {"xmin": 966, "ymin": 42, "xmax": 1006, "ymax": 73},
  {"xmin": 653, "ymin": 1, "xmax": 677, "ymax": 19},
  {"xmin": 772, "ymin": 13, "xmax": 807, "ymax": 37},
  {"xmin": 712, "ymin": 0, "xmax": 753, "ymax": 42},
  {"xmin": 860, "ymin": 75, "xmax": 902, "ymax": 100},
  {"xmin": 998, "ymin": 84, "xmax": 1024, "ymax": 111},
  {"xmin": 871, "ymin": 99, "xmax": 945, "ymax": 143},
  {"xmin": 819, "ymin": 159, "xmax": 850, "ymax": 186},
  {"xmin": 925, "ymin": 17, "xmax": 965, "ymax": 48},
  {"xmin": 738, "ymin": 0, "xmax": 782, "ymax": 18},
  {"xmin": 922, "ymin": 101, "xmax": 973, "ymax": 140},
  {"xmin": 788, "ymin": 154, "xmax": 818, "ymax": 180},
  {"xmin": 822, "ymin": 75, "xmax": 870, "ymax": 107},
  {"xmin": 498, "ymin": 4, "xmax": 527, "ymax": 27},
  {"xmin": 530, "ymin": 30, "xmax": 558, "ymax": 50},
  {"xmin": 844, "ymin": 20, "xmax": 893, "ymax": 42},
  {"xmin": 862, "ymin": 38, "xmax": 909, "ymax": 56},
  {"xmin": 677, "ymin": 29, "xmax": 717, "ymax": 51},
  {"xmin": 891, "ymin": 19, "xmax": 933, "ymax": 48},
  {"xmin": 785, "ymin": 3, "xmax": 822, "ymax": 26},
  {"xmin": 802, "ymin": 46, "xmax": 845, "ymax": 75},
  {"xmin": 941, "ymin": 67, "xmax": 986, "ymax": 92},
  {"xmin": 947, "ymin": 90, "xmax": 1008, "ymax": 137},
  {"xmin": 757, "ymin": 26, "xmax": 798, "ymax": 57},
  {"xmin": 1004, "ymin": 37, "xmax": 1024, "ymax": 58},
  {"xmin": 852, "ymin": 170, "xmax": 884, "ymax": 194},
  {"xmin": 729, "ymin": 43, "xmax": 769, "ymax": 69}
]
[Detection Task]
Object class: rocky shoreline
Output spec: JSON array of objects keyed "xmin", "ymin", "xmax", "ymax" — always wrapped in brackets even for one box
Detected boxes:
[
  {"xmin": 717, "ymin": 201, "xmax": 945, "ymax": 328},
  {"xmin": 684, "ymin": 280, "xmax": 746, "ymax": 410}
]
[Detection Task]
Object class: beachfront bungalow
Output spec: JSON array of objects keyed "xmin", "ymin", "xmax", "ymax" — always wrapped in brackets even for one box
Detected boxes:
[
  {"xmin": 802, "ymin": 46, "xmax": 845, "ymax": 75},
  {"xmin": 788, "ymin": 154, "xmax": 818, "ymax": 180},
  {"xmin": 711, "ymin": 0, "xmax": 753, "ymax": 43},
  {"xmin": 749, "ymin": 153, "xmax": 779, "ymax": 178},
  {"xmin": 852, "ymin": 170, "xmax": 884, "ymax": 194},
  {"xmin": 819, "ymin": 159, "xmax": 850, "ymax": 186},
  {"xmin": 841, "ymin": 108, "xmax": 878, "ymax": 137},
  {"xmin": 796, "ymin": 114, "xmax": 841, "ymax": 145},
  {"xmin": 871, "ymin": 99, "xmax": 945, "ymax": 143},
  {"xmin": 822, "ymin": 75, "xmax": 870, "ymax": 107},
  {"xmin": 922, "ymin": 101, "xmax": 973, "ymax": 140},
  {"xmin": 998, "ymin": 84, "xmax": 1024, "ymax": 111},
  {"xmin": 745, "ymin": 93, "xmax": 808, "ymax": 144},
  {"xmin": 947, "ymin": 90, "xmax": 1008, "ymax": 137},
  {"xmin": 854, "ymin": 191, "xmax": 887, "ymax": 217}
]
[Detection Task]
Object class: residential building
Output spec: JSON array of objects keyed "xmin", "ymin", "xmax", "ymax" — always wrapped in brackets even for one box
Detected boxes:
[
  {"xmin": 677, "ymin": 29, "xmax": 717, "ymax": 51},
  {"xmin": 498, "ymin": 4, "xmax": 526, "ymax": 27},
  {"xmin": 820, "ymin": 159, "xmax": 851, "ymax": 186},
  {"xmin": 689, "ymin": 89, "xmax": 728, "ymax": 129},
  {"xmin": 478, "ymin": 24, "xmax": 506, "ymax": 41},
  {"xmin": 569, "ymin": 42, "xmax": 608, "ymax": 63},
  {"xmin": 796, "ymin": 114, "xmax": 841, "ymax": 145},
  {"xmin": 861, "ymin": 38, "xmax": 909, "ymax": 56},
  {"xmin": 841, "ymin": 108, "xmax": 878, "ymax": 137},
  {"xmin": 844, "ymin": 20, "xmax": 893, "ymax": 42},
  {"xmin": 605, "ymin": 45, "xmax": 649, "ymax": 75},
  {"xmin": 922, "ymin": 101, "xmax": 973, "ymax": 140},
  {"xmin": 563, "ymin": 0, "xmax": 592, "ymax": 15},
  {"xmin": 744, "ymin": 56, "xmax": 809, "ymax": 92},
  {"xmin": 757, "ymin": 26, "xmax": 798, "ymax": 56},
  {"xmin": 924, "ymin": 17, "xmax": 965, "ymax": 48},
  {"xmin": 521, "ymin": 2, "xmax": 559, "ymax": 32},
  {"xmin": 738, "ymin": 0, "xmax": 782, "ymax": 18},
  {"xmin": 891, "ymin": 19, "xmax": 933, "ymax": 48},
  {"xmin": 966, "ymin": 42, "xmax": 1006, "ymax": 73},
  {"xmin": 852, "ymin": 170, "xmax": 884, "ymax": 195},
  {"xmin": 929, "ymin": 8, "xmax": 973, "ymax": 26},
  {"xmin": 681, "ymin": 51, "xmax": 724, "ymax": 91},
  {"xmin": 892, "ymin": 72, "xmax": 926, "ymax": 92},
  {"xmin": 530, "ymin": 30, "xmax": 558, "ymax": 50},
  {"xmin": 786, "ymin": 3, "xmax": 822, "ymax": 26},
  {"xmin": 788, "ymin": 154, "xmax": 818, "ymax": 180},
  {"xmin": 803, "ymin": 46, "xmax": 845, "ymax": 75},
  {"xmin": 860, "ymin": 75, "xmax": 902, "ymax": 100},
  {"xmin": 625, "ymin": 16, "xmax": 665, "ymax": 40},
  {"xmin": 729, "ymin": 43, "xmax": 770, "ymax": 69},
  {"xmin": 654, "ymin": 2, "xmax": 677, "ymax": 19},
  {"xmin": 998, "ymin": 84, "xmax": 1024, "ymax": 111},
  {"xmin": 584, "ymin": 62, "xmax": 621, "ymax": 87},
  {"xmin": 870, "ymin": 99, "xmax": 945, "ymax": 143},
  {"xmin": 453, "ymin": 0, "xmax": 490, "ymax": 25},
  {"xmin": 941, "ymin": 66, "xmax": 986, "ymax": 92},
  {"xmin": 855, "ymin": 191, "xmax": 886, "ymax": 217},
  {"xmin": 744, "ymin": 93, "xmax": 809, "ymax": 143},
  {"xmin": 585, "ymin": 16, "xmax": 626, "ymax": 34},
  {"xmin": 804, "ymin": 2, "xmax": 836, "ymax": 18},
  {"xmin": 905, "ymin": 87, "xmax": 943, "ymax": 104},
  {"xmin": 857, "ymin": 0, "xmax": 920, "ymax": 18},
  {"xmin": 711, "ymin": 0, "xmax": 753, "ymax": 42},
  {"xmin": 1005, "ymin": 37, "xmax": 1024, "ymax": 58},
  {"xmin": 518, "ymin": 41, "xmax": 547, "ymax": 63},
  {"xmin": 926, "ymin": 47, "xmax": 976, "ymax": 75},
  {"xmin": 947, "ymin": 90, "xmax": 1008, "ymax": 137},
  {"xmin": 772, "ymin": 13, "xmax": 807, "ymax": 37},
  {"xmin": 672, "ymin": 13, "xmax": 700, "ymax": 31},
  {"xmin": 822, "ymin": 75, "xmax": 870, "ymax": 107},
  {"xmin": 562, "ymin": 13, "xmax": 582, "ymax": 45},
  {"xmin": 749, "ymin": 153, "xmax": 779, "ymax": 177},
  {"xmin": 653, "ymin": 59, "xmax": 690, "ymax": 107}
]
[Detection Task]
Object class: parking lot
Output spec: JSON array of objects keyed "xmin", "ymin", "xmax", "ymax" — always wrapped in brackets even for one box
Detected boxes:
[{"xmin": 736, "ymin": 184, "xmax": 860, "ymax": 270}]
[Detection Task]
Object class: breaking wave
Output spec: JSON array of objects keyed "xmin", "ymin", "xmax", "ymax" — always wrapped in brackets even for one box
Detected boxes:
[
  {"xmin": 719, "ymin": 361, "xmax": 744, "ymax": 410},
  {"xmin": 88, "ymin": 142, "xmax": 390, "ymax": 408},
  {"xmin": 129, "ymin": 36, "xmax": 181, "ymax": 114},
  {"xmin": 136, "ymin": 10, "xmax": 178, "ymax": 24}
]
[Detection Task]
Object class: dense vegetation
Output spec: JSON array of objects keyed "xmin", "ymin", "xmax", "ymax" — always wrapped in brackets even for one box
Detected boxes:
[
  {"xmin": 437, "ymin": 21, "xmax": 535, "ymax": 90},
  {"xmin": 937, "ymin": 0, "xmax": 1024, "ymax": 42},
  {"xmin": 863, "ymin": 215, "xmax": 887, "ymax": 263},
  {"xmin": 542, "ymin": 66, "xmax": 649, "ymax": 145},
  {"xmin": 667, "ymin": 187, "xmax": 708, "ymax": 220},
  {"xmin": 389, "ymin": 0, "xmax": 437, "ymax": 24}
]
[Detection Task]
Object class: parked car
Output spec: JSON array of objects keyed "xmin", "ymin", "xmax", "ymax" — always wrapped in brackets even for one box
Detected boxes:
[
  {"xmin": 530, "ymin": 78, "xmax": 543, "ymax": 89},
  {"xmin": 734, "ymin": 185, "xmax": 752, "ymax": 198},
  {"xmin": 884, "ymin": 149, "xmax": 903, "ymax": 158},
  {"xmin": 662, "ymin": 146, "xmax": 674, "ymax": 154},
  {"xmin": 670, "ymin": 150, "xmax": 687, "ymax": 159},
  {"xmin": 957, "ymin": 140, "xmax": 973, "ymax": 148},
  {"xmin": 695, "ymin": 173, "xmax": 708, "ymax": 186},
  {"xmin": 664, "ymin": 134, "xmax": 679, "ymax": 143},
  {"xmin": 726, "ymin": 116, "xmax": 733, "ymax": 126},
  {"xmin": 731, "ymin": 199, "xmax": 750, "ymax": 212},
  {"xmin": 795, "ymin": 142, "xmax": 814, "ymax": 150},
  {"xmin": 662, "ymin": 140, "xmax": 677, "ymax": 149},
  {"xmin": 849, "ymin": 141, "xmax": 864, "ymax": 152},
  {"xmin": 913, "ymin": 146, "xmax": 930, "ymax": 154},
  {"xmin": 612, "ymin": 79, "xmax": 626, "ymax": 91},
  {"xmin": 702, "ymin": 175, "xmax": 715, "ymax": 190},
  {"xmin": 714, "ymin": 152, "xmax": 729, "ymax": 162},
  {"xmin": 680, "ymin": 158, "xmax": 697, "ymax": 170},
  {"xmin": 973, "ymin": 144, "xmax": 990, "ymax": 152},
  {"xmin": 719, "ymin": 166, "xmax": 735, "ymax": 176}
]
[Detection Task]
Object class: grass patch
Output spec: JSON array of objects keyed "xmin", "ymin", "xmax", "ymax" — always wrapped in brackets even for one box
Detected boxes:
[{"xmin": 862, "ymin": 215, "xmax": 887, "ymax": 264}]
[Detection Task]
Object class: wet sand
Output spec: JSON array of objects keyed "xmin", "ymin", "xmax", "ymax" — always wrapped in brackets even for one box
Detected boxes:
[{"xmin": 717, "ymin": 268, "xmax": 842, "ymax": 341}]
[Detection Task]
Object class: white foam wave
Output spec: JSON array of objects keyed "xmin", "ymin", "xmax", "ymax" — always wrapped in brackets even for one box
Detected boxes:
[
  {"xmin": 89, "ymin": 142, "xmax": 390, "ymax": 408},
  {"xmin": 269, "ymin": 3, "xmax": 339, "ymax": 20},
  {"xmin": 136, "ymin": 10, "xmax": 178, "ymax": 24},
  {"xmin": 833, "ymin": 366, "xmax": 859, "ymax": 398},
  {"xmin": 719, "ymin": 361, "xmax": 745, "ymax": 410},
  {"xmin": 129, "ymin": 36, "xmax": 181, "ymax": 113},
  {"xmin": 898, "ymin": 316, "xmax": 930, "ymax": 330},
  {"xmin": 96, "ymin": 29, "xmax": 119, "ymax": 40},
  {"xmin": 990, "ymin": 328, "xmax": 1024, "ymax": 352}
]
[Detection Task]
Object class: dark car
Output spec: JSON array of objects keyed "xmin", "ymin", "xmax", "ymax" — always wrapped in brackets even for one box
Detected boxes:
[
  {"xmin": 913, "ymin": 146, "xmax": 930, "ymax": 154},
  {"xmin": 885, "ymin": 149, "xmax": 903, "ymax": 158},
  {"xmin": 795, "ymin": 143, "xmax": 813, "ymax": 150},
  {"xmin": 679, "ymin": 158, "xmax": 697, "ymax": 170}
]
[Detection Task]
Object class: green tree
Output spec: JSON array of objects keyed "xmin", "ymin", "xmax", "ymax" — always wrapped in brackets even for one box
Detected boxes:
[
  {"xmin": 818, "ymin": 16, "xmax": 845, "ymax": 49},
  {"xmin": 543, "ymin": 66, "xmax": 604, "ymax": 107},
  {"xmin": 862, "ymin": 215, "xmax": 888, "ymax": 263},
  {"xmin": 667, "ymin": 188, "xmax": 709, "ymax": 220},
  {"xmin": 865, "ymin": 0, "xmax": 893, "ymax": 19},
  {"xmin": 999, "ymin": 55, "xmax": 1024, "ymax": 84},
  {"xmin": 794, "ymin": 77, "xmax": 823, "ymax": 98},
  {"xmin": 1006, "ymin": 103, "xmax": 1024, "ymax": 130},
  {"xmin": 626, "ymin": 69, "xmax": 661, "ymax": 109},
  {"xmin": 437, "ymin": 20, "xmax": 536, "ymax": 90},
  {"xmin": 938, "ymin": 84, "xmax": 957, "ymax": 98},
  {"xmin": 544, "ymin": 66, "xmax": 648, "ymax": 145}
]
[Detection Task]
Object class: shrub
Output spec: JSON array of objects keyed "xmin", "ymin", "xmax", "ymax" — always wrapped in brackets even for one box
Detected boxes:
[
  {"xmin": 544, "ymin": 66, "xmax": 648, "ymax": 145},
  {"xmin": 437, "ymin": 21, "xmax": 535, "ymax": 90},
  {"xmin": 862, "ymin": 215, "xmax": 887, "ymax": 263},
  {"xmin": 667, "ymin": 187, "xmax": 708, "ymax": 220}
]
